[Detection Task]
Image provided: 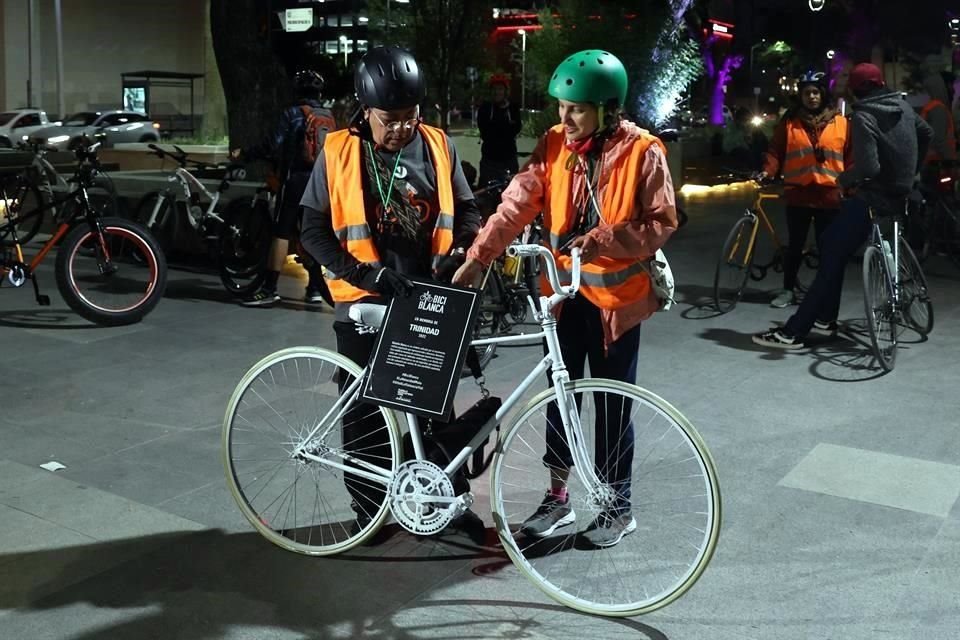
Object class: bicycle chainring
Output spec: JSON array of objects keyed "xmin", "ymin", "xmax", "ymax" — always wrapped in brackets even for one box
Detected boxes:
[
  {"xmin": 508, "ymin": 296, "xmax": 528, "ymax": 323},
  {"xmin": 388, "ymin": 459, "xmax": 456, "ymax": 535}
]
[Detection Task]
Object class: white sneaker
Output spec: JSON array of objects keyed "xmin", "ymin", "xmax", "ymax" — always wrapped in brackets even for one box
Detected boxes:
[{"xmin": 770, "ymin": 289, "xmax": 796, "ymax": 308}]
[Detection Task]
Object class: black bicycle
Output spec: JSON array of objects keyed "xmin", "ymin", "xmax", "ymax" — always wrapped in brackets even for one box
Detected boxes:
[{"xmin": 0, "ymin": 142, "xmax": 167, "ymax": 325}]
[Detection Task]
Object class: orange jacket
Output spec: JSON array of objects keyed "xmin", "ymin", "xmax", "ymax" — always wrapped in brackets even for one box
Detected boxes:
[
  {"xmin": 763, "ymin": 110, "xmax": 851, "ymax": 209},
  {"xmin": 541, "ymin": 124, "xmax": 658, "ymax": 310},
  {"xmin": 323, "ymin": 125, "xmax": 455, "ymax": 302},
  {"xmin": 467, "ymin": 120, "xmax": 677, "ymax": 345},
  {"xmin": 920, "ymin": 99, "xmax": 956, "ymax": 164}
]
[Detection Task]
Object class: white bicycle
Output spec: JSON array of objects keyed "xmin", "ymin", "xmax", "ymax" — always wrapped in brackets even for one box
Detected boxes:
[{"xmin": 222, "ymin": 245, "xmax": 721, "ymax": 617}]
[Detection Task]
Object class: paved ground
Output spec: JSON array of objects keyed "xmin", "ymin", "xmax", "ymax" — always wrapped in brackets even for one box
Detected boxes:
[{"xmin": 1, "ymin": 190, "xmax": 959, "ymax": 639}]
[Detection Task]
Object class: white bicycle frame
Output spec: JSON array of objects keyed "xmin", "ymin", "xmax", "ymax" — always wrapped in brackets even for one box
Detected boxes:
[
  {"xmin": 145, "ymin": 166, "xmax": 226, "ymax": 229},
  {"xmin": 292, "ymin": 245, "xmax": 609, "ymax": 504}
]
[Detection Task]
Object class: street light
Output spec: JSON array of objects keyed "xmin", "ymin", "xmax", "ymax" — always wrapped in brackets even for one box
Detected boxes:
[
  {"xmin": 339, "ymin": 35, "xmax": 348, "ymax": 67},
  {"xmin": 518, "ymin": 28, "xmax": 527, "ymax": 111},
  {"xmin": 749, "ymin": 39, "xmax": 766, "ymax": 78}
]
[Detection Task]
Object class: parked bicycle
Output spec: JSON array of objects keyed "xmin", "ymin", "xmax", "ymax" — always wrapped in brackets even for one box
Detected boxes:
[
  {"xmin": 861, "ymin": 204, "xmax": 934, "ymax": 372},
  {"xmin": 915, "ymin": 176, "xmax": 960, "ymax": 268},
  {"xmin": 0, "ymin": 142, "xmax": 166, "ymax": 325},
  {"xmin": 713, "ymin": 179, "xmax": 818, "ymax": 312},
  {"xmin": 466, "ymin": 178, "xmax": 543, "ymax": 374},
  {"xmin": 2, "ymin": 140, "xmax": 117, "ymax": 245},
  {"xmin": 135, "ymin": 144, "xmax": 273, "ymax": 297},
  {"xmin": 222, "ymin": 244, "xmax": 721, "ymax": 617}
]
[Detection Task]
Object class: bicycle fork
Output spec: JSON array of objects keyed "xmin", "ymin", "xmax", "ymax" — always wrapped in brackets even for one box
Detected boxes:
[{"xmin": 542, "ymin": 313, "xmax": 611, "ymax": 506}]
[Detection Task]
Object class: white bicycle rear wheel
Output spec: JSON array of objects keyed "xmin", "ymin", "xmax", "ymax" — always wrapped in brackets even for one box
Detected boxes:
[
  {"xmin": 490, "ymin": 378, "xmax": 721, "ymax": 617},
  {"xmin": 223, "ymin": 347, "xmax": 401, "ymax": 555}
]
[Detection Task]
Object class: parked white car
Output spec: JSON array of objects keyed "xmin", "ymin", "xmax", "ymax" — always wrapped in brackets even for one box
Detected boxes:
[
  {"xmin": 0, "ymin": 109, "xmax": 55, "ymax": 148},
  {"xmin": 30, "ymin": 110, "xmax": 160, "ymax": 151}
]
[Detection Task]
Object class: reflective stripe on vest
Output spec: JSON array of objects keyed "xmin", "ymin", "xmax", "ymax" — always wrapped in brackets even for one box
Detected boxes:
[
  {"xmin": 323, "ymin": 125, "xmax": 455, "ymax": 302},
  {"xmin": 782, "ymin": 116, "xmax": 848, "ymax": 188},
  {"xmin": 542, "ymin": 124, "xmax": 658, "ymax": 310},
  {"xmin": 920, "ymin": 99, "xmax": 957, "ymax": 164}
]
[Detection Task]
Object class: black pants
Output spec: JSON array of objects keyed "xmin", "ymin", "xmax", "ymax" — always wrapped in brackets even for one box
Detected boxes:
[
  {"xmin": 543, "ymin": 295, "xmax": 642, "ymax": 515},
  {"xmin": 785, "ymin": 198, "xmax": 872, "ymax": 337},
  {"xmin": 783, "ymin": 205, "xmax": 839, "ymax": 291},
  {"xmin": 334, "ymin": 321, "xmax": 391, "ymax": 520}
]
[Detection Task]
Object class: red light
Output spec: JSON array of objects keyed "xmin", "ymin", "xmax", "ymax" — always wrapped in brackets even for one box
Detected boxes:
[{"xmin": 493, "ymin": 25, "xmax": 543, "ymax": 33}]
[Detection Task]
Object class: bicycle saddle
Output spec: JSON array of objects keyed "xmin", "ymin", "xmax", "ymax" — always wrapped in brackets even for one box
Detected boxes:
[{"xmin": 348, "ymin": 302, "xmax": 387, "ymax": 330}]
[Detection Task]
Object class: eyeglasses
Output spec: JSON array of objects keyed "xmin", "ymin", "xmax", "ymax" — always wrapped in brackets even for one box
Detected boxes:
[{"xmin": 370, "ymin": 108, "xmax": 420, "ymax": 133}]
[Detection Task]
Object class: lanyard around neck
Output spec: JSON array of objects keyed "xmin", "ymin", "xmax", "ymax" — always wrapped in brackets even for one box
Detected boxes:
[{"xmin": 365, "ymin": 141, "xmax": 403, "ymax": 212}]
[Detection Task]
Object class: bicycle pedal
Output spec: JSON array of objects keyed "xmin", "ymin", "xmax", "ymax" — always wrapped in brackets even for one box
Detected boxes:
[{"xmin": 37, "ymin": 294, "xmax": 51, "ymax": 306}]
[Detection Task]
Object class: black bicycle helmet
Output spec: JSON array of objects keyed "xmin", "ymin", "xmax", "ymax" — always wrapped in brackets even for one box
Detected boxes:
[
  {"xmin": 294, "ymin": 70, "xmax": 324, "ymax": 97},
  {"xmin": 354, "ymin": 46, "xmax": 425, "ymax": 110}
]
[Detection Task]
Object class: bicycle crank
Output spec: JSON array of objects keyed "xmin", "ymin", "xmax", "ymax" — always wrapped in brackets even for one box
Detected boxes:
[{"xmin": 388, "ymin": 459, "xmax": 472, "ymax": 535}]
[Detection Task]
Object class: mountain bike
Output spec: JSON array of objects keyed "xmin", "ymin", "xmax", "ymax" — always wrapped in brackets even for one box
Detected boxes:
[
  {"xmin": 134, "ymin": 144, "xmax": 273, "ymax": 297},
  {"xmin": 862, "ymin": 204, "xmax": 934, "ymax": 372},
  {"xmin": 1, "ymin": 141, "xmax": 117, "ymax": 245},
  {"xmin": 222, "ymin": 245, "xmax": 721, "ymax": 617},
  {"xmin": 713, "ymin": 180, "xmax": 819, "ymax": 312},
  {"xmin": 0, "ymin": 142, "xmax": 166, "ymax": 325}
]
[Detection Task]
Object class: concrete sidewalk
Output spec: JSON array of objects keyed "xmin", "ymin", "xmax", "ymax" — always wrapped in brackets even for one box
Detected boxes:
[{"xmin": 0, "ymin": 191, "xmax": 958, "ymax": 639}]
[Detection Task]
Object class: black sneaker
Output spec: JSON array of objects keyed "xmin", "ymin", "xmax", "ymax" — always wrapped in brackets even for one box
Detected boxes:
[
  {"xmin": 752, "ymin": 328, "xmax": 803, "ymax": 350},
  {"xmin": 241, "ymin": 288, "xmax": 280, "ymax": 307},
  {"xmin": 811, "ymin": 320, "xmax": 839, "ymax": 336},
  {"xmin": 581, "ymin": 511, "xmax": 637, "ymax": 548},
  {"xmin": 520, "ymin": 492, "xmax": 576, "ymax": 538}
]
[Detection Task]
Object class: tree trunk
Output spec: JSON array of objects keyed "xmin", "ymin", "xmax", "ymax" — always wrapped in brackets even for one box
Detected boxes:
[
  {"xmin": 210, "ymin": 0, "xmax": 289, "ymax": 151},
  {"xmin": 202, "ymin": 0, "xmax": 228, "ymax": 142}
]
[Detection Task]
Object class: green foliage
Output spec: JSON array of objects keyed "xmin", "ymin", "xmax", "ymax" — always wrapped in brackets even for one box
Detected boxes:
[
  {"xmin": 523, "ymin": 1, "xmax": 702, "ymax": 128},
  {"xmin": 366, "ymin": 0, "xmax": 496, "ymax": 129},
  {"xmin": 521, "ymin": 107, "xmax": 560, "ymax": 138}
]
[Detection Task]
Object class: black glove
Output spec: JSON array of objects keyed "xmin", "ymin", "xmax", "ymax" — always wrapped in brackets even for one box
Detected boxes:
[
  {"xmin": 360, "ymin": 267, "xmax": 414, "ymax": 297},
  {"xmin": 434, "ymin": 251, "xmax": 466, "ymax": 283}
]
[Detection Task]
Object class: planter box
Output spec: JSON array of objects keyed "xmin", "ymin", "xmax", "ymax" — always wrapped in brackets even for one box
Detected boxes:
[{"xmin": 105, "ymin": 143, "xmax": 231, "ymax": 171}]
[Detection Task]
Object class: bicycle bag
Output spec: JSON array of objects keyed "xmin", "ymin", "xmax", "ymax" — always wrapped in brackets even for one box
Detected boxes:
[
  {"xmin": 639, "ymin": 248, "xmax": 675, "ymax": 311},
  {"xmin": 402, "ymin": 395, "xmax": 502, "ymax": 491},
  {"xmin": 300, "ymin": 105, "xmax": 337, "ymax": 166}
]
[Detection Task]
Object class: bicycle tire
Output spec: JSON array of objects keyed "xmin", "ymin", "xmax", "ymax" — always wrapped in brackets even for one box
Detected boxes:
[
  {"xmin": 55, "ymin": 217, "xmax": 167, "ymax": 326},
  {"xmin": 133, "ymin": 192, "xmax": 177, "ymax": 253},
  {"xmin": 218, "ymin": 197, "xmax": 273, "ymax": 298},
  {"xmin": 223, "ymin": 347, "xmax": 402, "ymax": 555},
  {"xmin": 1, "ymin": 180, "xmax": 46, "ymax": 246},
  {"xmin": 897, "ymin": 237, "xmax": 934, "ymax": 336},
  {"xmin": 862, "ymin": 245, "xmax": 897, "ymax": 372},
  {"xmin": 490, "ymin": 378, "xmax": 721, "ymax": 617},
  {"xmin": 713, "ymin": 214, "xmax": 756, "ymax": 313}
]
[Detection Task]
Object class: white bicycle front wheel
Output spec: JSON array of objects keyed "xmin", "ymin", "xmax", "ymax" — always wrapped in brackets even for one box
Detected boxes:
[
  {"xmin": 490, "ymin": 378, "xmax": 721, "ymax": 617},
  {"xmin": 223, "ymin": 347, "xmax": 402, "ymax": 555}
]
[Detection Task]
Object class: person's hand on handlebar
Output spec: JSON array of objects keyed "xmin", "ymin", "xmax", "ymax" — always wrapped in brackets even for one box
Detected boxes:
[
  {"xmin": 452, "ymin": 258, "xmax": 485, "ymax": 288},
  {"xmin": 360, "ymin": 267, "xmax": 415, "ymax": 297},
  {"xmin": 563, "ymin": 234, "xmax": 599, "ymax": 263}
]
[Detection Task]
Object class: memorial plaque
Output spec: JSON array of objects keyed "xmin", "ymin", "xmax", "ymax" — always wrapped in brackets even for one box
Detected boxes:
[{"xmin": 361, "ymin": 279, "xmax": 480, "ymax": 420}]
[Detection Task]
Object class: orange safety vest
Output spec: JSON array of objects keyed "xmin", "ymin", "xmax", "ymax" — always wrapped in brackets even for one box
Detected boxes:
[
  {"xmin": 541, "ymin": 124, "xmax": 659, "ymax": 310},
  {"xmin": 323, "ymin": 125, "xmax": 455, "ymax": 303},
  {"xmin": 781, "ymin": 116, "xmax": 848, "ymax": 188},
  {"xmin": 920, "ymin": 99, "xmax": 957, "ymax": 164}
]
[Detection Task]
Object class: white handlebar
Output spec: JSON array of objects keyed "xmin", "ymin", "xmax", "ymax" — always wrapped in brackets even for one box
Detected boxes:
[{"xmin": 506, "ymin": 243, "xmax": 581, "ymax": 302}]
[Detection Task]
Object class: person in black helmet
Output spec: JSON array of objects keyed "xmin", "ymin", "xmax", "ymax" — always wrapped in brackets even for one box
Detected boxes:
[
  {"xmin": 234, "ymin": 69, "xmax": 337, "ymax": 307},
  {"xmin": 300, "ymin": 47, "xmax": 482, "ymax": 539}
]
